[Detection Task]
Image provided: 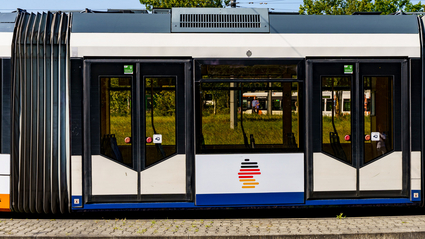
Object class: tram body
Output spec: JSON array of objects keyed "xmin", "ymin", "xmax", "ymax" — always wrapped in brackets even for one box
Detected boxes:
[{"xmin": 0, "ymin": 8, "xmax": 424, "ymax": 213}]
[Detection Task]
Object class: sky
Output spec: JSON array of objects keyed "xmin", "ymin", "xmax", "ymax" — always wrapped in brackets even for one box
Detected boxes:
[{"xmin": 0, "ymin": 0, "xmax": 422, "ymax": 13}]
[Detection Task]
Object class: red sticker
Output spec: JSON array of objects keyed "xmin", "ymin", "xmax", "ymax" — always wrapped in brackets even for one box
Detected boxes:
[
  {"xmin": 365, "ymin": 135, "xmax": 370, "ymax": 141},
  {"xmin": 125, "ymin": 137, "xmax": 131, "ymax": 144},
  {"xmin": 146, "ymin": 137, "xmax": 153, "ymax": 143}
]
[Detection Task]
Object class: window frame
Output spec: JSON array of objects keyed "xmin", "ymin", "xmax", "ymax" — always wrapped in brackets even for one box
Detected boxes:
[{"xmin": 194, "ymin": 59, "xmax": 305, "ymax": 155}]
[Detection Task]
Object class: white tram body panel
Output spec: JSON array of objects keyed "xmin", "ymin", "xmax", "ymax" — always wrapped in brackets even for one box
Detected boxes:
[
  {"xmin": 195, "ymin": 154, "xmax": 304, "ymax": 205},
  {"xmin": 70, "ymin": 33, "xmax": 420, "ymax": 58},
  {"xmin": 0, "ymin": 32, "xmax": 12, "ymax": 57}
]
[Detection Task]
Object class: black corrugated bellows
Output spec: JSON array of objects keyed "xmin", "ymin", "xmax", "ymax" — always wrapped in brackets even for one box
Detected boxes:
[{"xmin": 11, "ymin": 11, "xmax": 71, "ymax": 214}]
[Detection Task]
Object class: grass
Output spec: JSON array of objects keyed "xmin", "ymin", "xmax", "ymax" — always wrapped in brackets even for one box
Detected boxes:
[
  {"xmin": 322, "ymin": 114, "xmax": 351, "ymax": 144},
  {"xmin": 322, "ymin": 115, "xmax": 371, "ymax": 144},
  {"xmin": 110, "ymin": 115, "xmax": 175, "ymax": 146},
  {"xmin": 202, "ymin": 113, "xmax": 299, "ymax": 145},
  {"xmin": 108, "ymin": 113, "xmax": 373, "ymax": 147}
]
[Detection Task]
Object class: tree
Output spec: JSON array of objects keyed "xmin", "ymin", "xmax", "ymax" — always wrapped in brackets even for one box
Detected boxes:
[
  {"xmin": 299, "ymin": 0, "xmax": 424, "ymax": 15},
  {"xmin": 140, "ymin": 0, "xmax": 230, "ymax": 11}
]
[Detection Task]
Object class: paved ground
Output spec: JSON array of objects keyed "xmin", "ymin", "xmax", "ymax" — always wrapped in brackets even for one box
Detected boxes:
[{"xmin": 2, "ymin": 214, "xmax": 425, "ymax": 238}]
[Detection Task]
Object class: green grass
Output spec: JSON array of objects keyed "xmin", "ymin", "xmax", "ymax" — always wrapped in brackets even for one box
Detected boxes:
[
  {"xmin": 322, "ymin": 115, "xmax": 371, "ymax": 144},
  {"xmin": 322, "ymin": 115, "xmax": 351, "ymax": 144},
  {"xmin": 109, "ymin": 114, "xmax": 372, "ymax": 147},
  {"xmin": 145, "ymin": 115, "xmax": 175, "ymax": 145},
  {"xmin": 110, "ymin": 115, "xmax": 175, "ymax": 146},
  {"xmin": 202, "ymin": 113, "xmax": 299, "ymax": 145},
  {"xmin": 110, "ymin": 116, "xmax": 131, "ymax": 145}
]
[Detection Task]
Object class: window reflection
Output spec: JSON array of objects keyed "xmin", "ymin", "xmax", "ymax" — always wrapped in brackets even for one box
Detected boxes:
[
  {"xmin": 197, "ymin": 82, "xmax": 300, "ymax": 153},
  {"xmin": 100, "ymin": 77, "xmax": 132, "ymax": 166},
  {"xmin": 364, "ymin": 77, "xmax": 393, "ymax": 163},
  {"xmin": 321, "ymin": 77, "xmax": 352, "ymax": 163},
  {"xmin": 201, "ymin": 64, "xmax": 297, "ymax": 79},
  {"xmin": 145, "ymin": 78, "xmax": 176, "ymax": 167}
]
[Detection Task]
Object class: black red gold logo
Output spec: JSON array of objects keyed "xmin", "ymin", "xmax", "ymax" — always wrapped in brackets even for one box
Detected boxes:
[{"xmin": 238, "ymin": 159, "xmax": 261, "ymax": 189}]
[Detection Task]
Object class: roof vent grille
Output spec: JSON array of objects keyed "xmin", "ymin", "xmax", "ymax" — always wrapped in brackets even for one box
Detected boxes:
[
  {"xmin": 180, "ymin": 14, "xmax": 261, "ymax": 29},
  {"xmin": 172, "ymin": 8, "xmax": 269, "ymax": 33}
]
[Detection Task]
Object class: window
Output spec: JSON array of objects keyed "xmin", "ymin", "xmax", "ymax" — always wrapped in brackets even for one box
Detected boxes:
[
  {"xmin": 343, "ymin": 99, "xmax": 351, "ymax": 111},
  {"xmin": 363, "ymin": 77, "xmax": 393, "ymax": 163},
  {"xmin": 197, "ymin": 81, "xmax": 301, "ymax": 153},
  {"xmin": 201, "ymin": 64, "xmax": 297, "ymax": 79},
  {"xmin": 100, "ymin": 77, "xmax": 133, "ymax": 166},
  {"xmin": 321, "ymin": 77, "xmax": 351, "ymax": 163},
  {"xmin": 145, "ymin": 78, "xmax": 177, "ymax": 167}
]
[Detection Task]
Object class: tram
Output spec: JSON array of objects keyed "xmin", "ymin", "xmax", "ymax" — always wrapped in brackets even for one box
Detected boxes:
[{"xmin": 0, "ymin": 7, "xmax": 424, "ymax": 213}]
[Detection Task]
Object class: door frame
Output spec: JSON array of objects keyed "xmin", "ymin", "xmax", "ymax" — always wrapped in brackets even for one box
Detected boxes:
[
  {"xmin": 305, "ymin": 58, "xmax": 409, "ymax": 199},
  {"xmin": 82, "ymin": 59, "xmax": 193, "ymax": 204}
]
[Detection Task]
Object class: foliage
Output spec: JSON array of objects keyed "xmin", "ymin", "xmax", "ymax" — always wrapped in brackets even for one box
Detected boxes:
[
  {"xmin": 299, "ymin": 0, "xmax": 424, "ymax": 15},
  {"xmin": 139, "ymin": 0, "xmax": 231, "ymax": 11},
  {"xmin": 109, "ymin": 79, "xmax": 131, "ymax": 117},
  {"xmin": 152, "ymin": 91, "xmax": 176, "ymax": 116}
]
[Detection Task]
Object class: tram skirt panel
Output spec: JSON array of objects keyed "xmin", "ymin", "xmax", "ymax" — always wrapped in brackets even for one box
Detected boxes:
[{"xmin": 10, "ymin": 11, "xmax": 71, "ymax": 214}]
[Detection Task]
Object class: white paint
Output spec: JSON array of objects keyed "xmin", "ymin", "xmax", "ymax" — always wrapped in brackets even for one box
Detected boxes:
[
  {"xmin": 0, "ymin": 176, "xmax": 9, "ymax": 194},
  {"xmin": 359, "ymin": 152, "xmax": 402, "ymax": 191},
  {"xmin": 71, "ymin": 156, "xmax": 82, "ymax": 196},
  {"xmin": 70, "ymin": 33, "xmax": 420, "ymax": 58},
  {"xmin": 0, "ymin": 154, "xmax": 10, "ymax": 175},
  {"xmin": 411, "ymin": 151, "xmax": 421, "ymax": 179},
  {"xmin": 141, "ymin": 154, "xmax": 186, "ymax": 194},
  {"xmin": 412, "ymin": 179, "xmax": 421, "ymax": 191},
  {"xmin": 71, "ymin": 47, "xmax": 78, "ymax": 57},
  {"xmin": 313, "ymin": 153, "xmax": 356, "ymax": 192},
  {"xmin": 92, "ymin": 155, "xmax": 138, "ymax": 195},
  {"xmin": 0, "ymin": 32, "xmax": 12, "ymax": 57},
  {"xmin": 195, "ymin": 153, "xmax": 304, "ymax": 194},
  {"xmin": 411, "ymin": 151, "xmax": 421, "ymax": 190}
]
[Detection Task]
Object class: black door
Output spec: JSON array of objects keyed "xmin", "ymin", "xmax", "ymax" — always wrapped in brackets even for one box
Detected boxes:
[
  {"xmin": 307, "ymin": 59, "xmax": 409, "ymax": 199},
  {"xmin": 83, "ymin": 60, "xmax": 192, "ymax": 203}
]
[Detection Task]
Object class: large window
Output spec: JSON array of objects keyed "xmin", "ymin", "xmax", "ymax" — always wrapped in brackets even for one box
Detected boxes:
[
  {"xmin": 197, "ymin": 81, "xmax": 301, "ymax": 153},
  {"xmin": 196, "ymin": 61, "xmax": 302, "ymax": 154}
]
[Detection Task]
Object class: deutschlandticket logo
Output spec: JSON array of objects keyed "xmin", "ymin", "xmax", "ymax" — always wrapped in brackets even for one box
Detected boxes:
[{"xmin": 238, "ymin": 159, "xmax": 261, "ymax": 189}]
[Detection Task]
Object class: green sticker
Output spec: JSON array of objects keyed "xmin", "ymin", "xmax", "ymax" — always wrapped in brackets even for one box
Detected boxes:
[
  {"xmin": 124, "ymin": 65, "xmax": 133, "ymax": 74},
  {"xmin": 344, "ymin": 65, "xmax": 353, "ymax": 74}
]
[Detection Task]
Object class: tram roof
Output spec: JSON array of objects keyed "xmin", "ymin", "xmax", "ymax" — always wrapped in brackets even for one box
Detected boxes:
[
  {"xmin": 70, "ymin": 8, "xmax": 420, "ymax": 34},
  {"xmin": 0, "ymin": 9, "xmax": 420, "ymax": 34},
  {"xmin": 0, "ymin": 12, "xmax": 17, "ymax": 32}
]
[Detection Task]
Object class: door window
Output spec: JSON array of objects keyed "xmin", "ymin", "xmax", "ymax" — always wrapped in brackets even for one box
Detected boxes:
[
  {"xmin": 145, "ymin": 77, "xmax": 177, "ymax": 167},
  {"xmin": 321, "ymin": 76, "xmax": 352, "ymax": 163},
  {"xmin": 100, "ymin": 77, "xmax": 133, "ymax": 166},
  {"xmin": 363, "ymin": 77, "xmax": 393, "ymax": 163}
]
